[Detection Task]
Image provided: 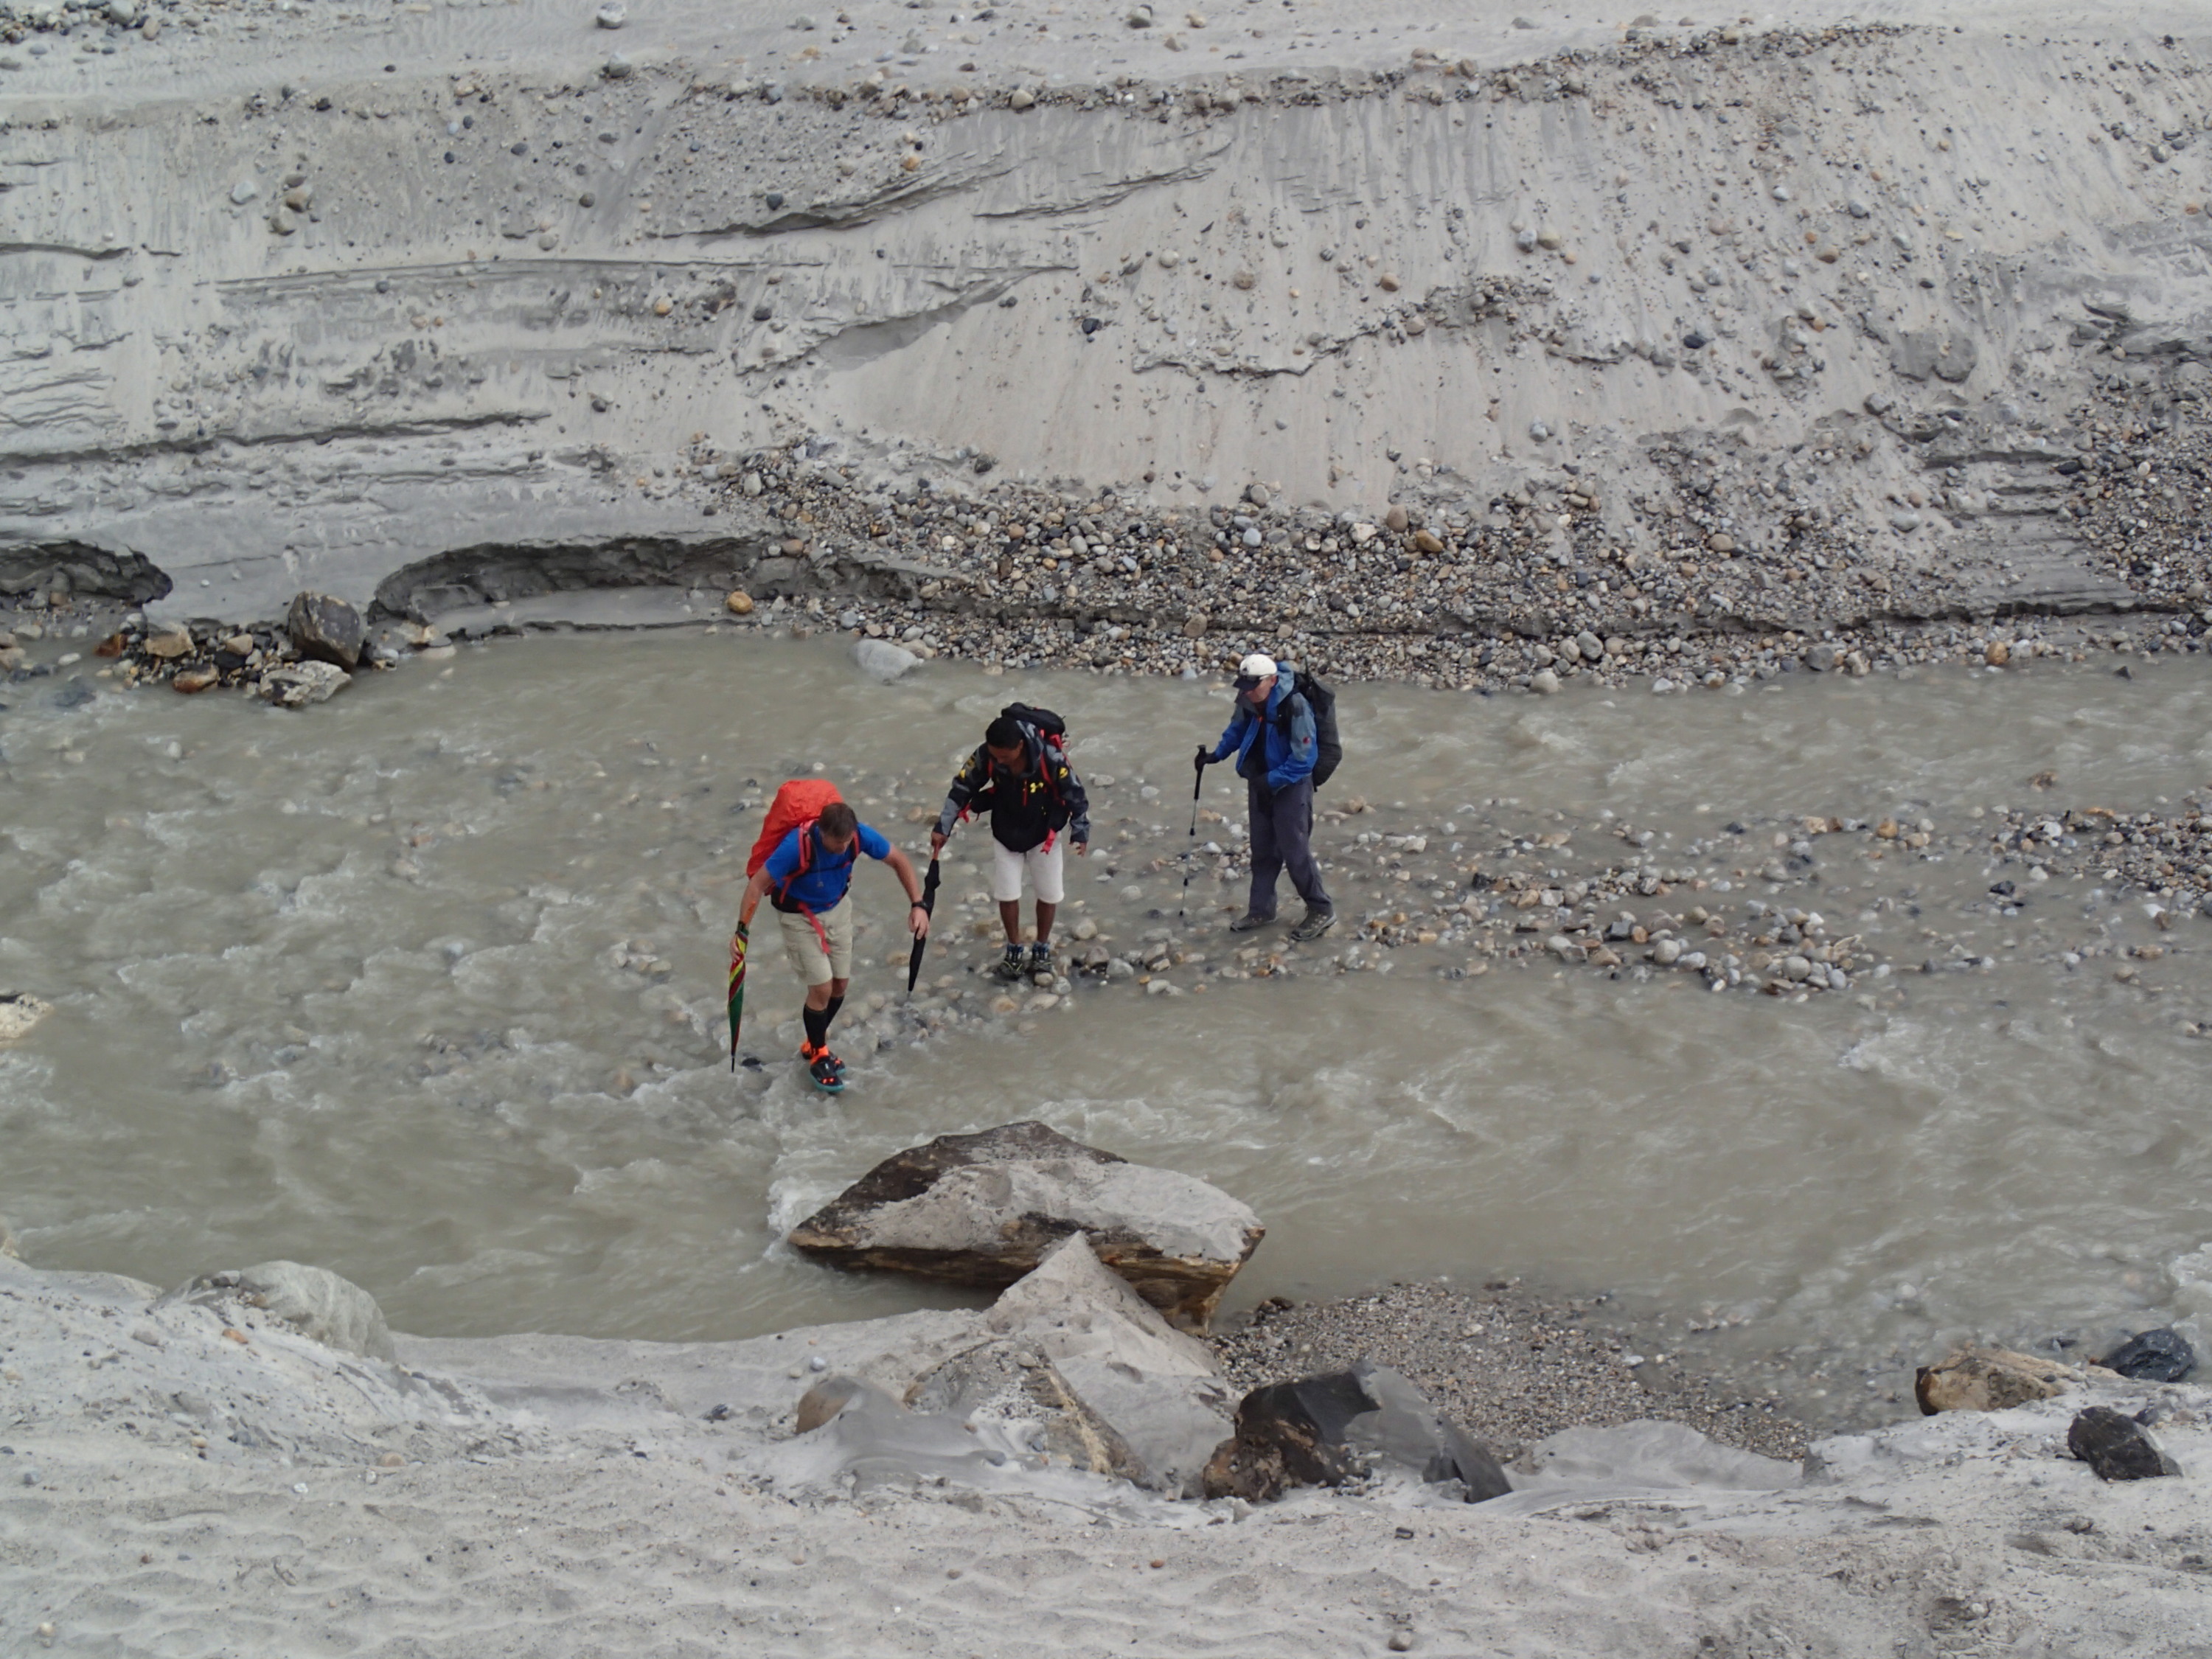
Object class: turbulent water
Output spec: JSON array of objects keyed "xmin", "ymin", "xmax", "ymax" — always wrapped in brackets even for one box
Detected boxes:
[{"xmin": 4, "ymin": 631, "xmax": 2211, "ymax": 1425}]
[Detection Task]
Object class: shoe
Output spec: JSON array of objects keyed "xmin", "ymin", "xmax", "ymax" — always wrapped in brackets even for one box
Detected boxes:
[
  {"xmin": 1288, "ymin": 906, "xmax": 1337, "ymax": 942},
  {"xmin": 989, "ymin": 945, "xmax": 1027, "ymax": 981},
  {"xmin": 801, "ymin": 1042, "xmax": 846, "ymax": 1093},
  {"xmin": 1026, "ymin": 942, "xmax": 1056, "ymax": 983},
  {"xmin": 1227, "ymin": 911, "xmax": 1276, "ymax": 933}
]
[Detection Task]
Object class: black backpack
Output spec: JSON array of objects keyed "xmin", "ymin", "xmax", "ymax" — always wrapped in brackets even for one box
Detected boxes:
[
  {"xmin": 998, "ymin": 702, "xmax": 1076, "ymax": 818},
  {"xmin": 1001, "ymin": 701, "xmax": 1065, "ymax": 741},
  {"xmin": 1271, "ymin": 667, "xmax": 1342, "ymax": 787}
]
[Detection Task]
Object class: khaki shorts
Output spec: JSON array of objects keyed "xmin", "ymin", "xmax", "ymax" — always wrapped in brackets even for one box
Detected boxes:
[
  {"xmin": 776, "ymin": 894, "xmax": 854, "ymax": 987},
  {"xmin": 990, "ymin": 836, "xmax": 1065, "ymax": 905}
]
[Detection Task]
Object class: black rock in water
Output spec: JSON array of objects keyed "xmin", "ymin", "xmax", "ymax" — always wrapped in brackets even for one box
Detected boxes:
[
  {"xmin": 2067, "ymin": 1406, "xmax": 2180, "ymax": 1481},
  {"xmin": 2100, "ymin": 1327, "xmax": 2195, "ymax": 1383},
  {"xmin": 286, "ymin": 591, "xmax": 365, "ymax": 670}
]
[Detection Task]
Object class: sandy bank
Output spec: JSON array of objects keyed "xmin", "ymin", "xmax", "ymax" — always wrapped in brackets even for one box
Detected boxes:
[{"xmin": 6, "ymin": 1248, "xmax": 2211, "ymax": 1655}]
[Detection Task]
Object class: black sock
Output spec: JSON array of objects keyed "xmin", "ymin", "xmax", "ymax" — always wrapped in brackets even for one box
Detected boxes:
[
  {"xmin": 803, "ymin": 1006, "xmax": 830, "ymax": 1051},
  {"xmin": 822, "ymin": 995, "xmax": 844, "ymax": 1032}
]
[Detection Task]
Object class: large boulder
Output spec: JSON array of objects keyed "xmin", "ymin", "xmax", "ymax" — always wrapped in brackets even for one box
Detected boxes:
[
  {"xmin": 781, "ymin": 1237, "xmax": 1234, "ymax": 1498},
  {"xmin": 285, "ymin": 590, "xmax": 366, "ymax": 669},
  {"xmin": 1200, "ymin": 1363, "xmax": 1510, "ymax": 1504},
  {"xmin": 161, "ymin": 1260, "xmax": 395, "ymax": 1361},
  {"xmin": 786, "ymin": 1121, "xmax": 1263, "ymax": 1332},
  {"xmin": 987, "ymin": 1234, "xmax": 1231, "ymax": 1495}
]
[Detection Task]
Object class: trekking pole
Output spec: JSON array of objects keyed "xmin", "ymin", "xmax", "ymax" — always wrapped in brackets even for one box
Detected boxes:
[{"xmin": 1180, "ymin": 751, "xmax": 1205, "ymax": 919}]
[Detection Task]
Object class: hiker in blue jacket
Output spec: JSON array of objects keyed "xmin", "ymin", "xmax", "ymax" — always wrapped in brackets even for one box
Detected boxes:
[{"xmin": 1196, "ymin": 652, "xmax": 1336, "ymax": 942}]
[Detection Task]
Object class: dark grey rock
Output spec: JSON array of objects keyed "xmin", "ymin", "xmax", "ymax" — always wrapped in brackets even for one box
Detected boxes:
[
  {"xmin": 2099, "ymin": 1327, "xmax": 2195, "ymax": 1383},
  {"xmin": 2069, "ymin": 1406, "xmax": 2180, "ymax": 1480}
]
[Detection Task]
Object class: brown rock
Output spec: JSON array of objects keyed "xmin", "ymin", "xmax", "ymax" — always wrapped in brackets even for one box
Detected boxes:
[
  {"xmin": 726, "ymin": 591, "xmax": 756, "ymax": 616},
  {"xmin": 1914, "ymin": 1345, "xmax": 2078, "ymax": 1415},
  {"xmin": 144, "ymin": 629, "xmax": 193, "ymax": 660},
  {"xmin": 1383, "ymin": 504, "xmax": 1409, "ymax": 533},
  {"xmin": 285, "ymin": 591, "xmax": 365, "ymax": 670},
  {"xmin": 1181, "ymin": 612, "xmax": 1208, "ymax": 640},
  {"xmin": 785, "ymin": 1121, "xmax": 1265, "ymax": 1332},
  {"xmin": 1985, "ymin": 639, "xmax": 2011, "ymax": 667},
  {"xmin": 1412, "ymin": 529, "xmax": 1444, "ymax": 554},
  {"xmin": 172, "ymin": 668, "xmax": 220, "ymax": 694}
]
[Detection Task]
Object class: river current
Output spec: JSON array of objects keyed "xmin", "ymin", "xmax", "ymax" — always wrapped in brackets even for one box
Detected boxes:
[{"xmin": 4, "ymin": 630, "xmax": 2210, "ymax": 1425}]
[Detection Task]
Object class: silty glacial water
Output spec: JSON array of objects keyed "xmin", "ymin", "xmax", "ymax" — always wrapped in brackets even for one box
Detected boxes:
[{"xmin": 4, "ymin": 630, "xmax": 2211, "ymax": 1428}]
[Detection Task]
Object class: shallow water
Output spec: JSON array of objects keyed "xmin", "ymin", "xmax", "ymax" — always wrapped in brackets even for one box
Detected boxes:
[{"xmin": 4, "ymin": 631, "xmax": 2211, "ymax": 1421}]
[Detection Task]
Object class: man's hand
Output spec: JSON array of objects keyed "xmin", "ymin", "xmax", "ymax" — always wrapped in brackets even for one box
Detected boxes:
[
  {"xmin": 928, "ymin": 830, "xmax": 947, "ymax": 857},
  {"xmin": 909, "ymin": 902, "xmax": 931, "ymax": 940},
  {"xmin": 1074, "ymin": 840, "xmax": 1090, "ymax": 858},
  {"xmin": 1194, "ymin": 745, "xmax": 1211, "ymax": 771}
]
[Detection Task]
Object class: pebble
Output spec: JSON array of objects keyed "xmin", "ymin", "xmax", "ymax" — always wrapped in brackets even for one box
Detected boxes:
[{"xmin": 594, "ymin": 0, "xmax": 625, "ymax": 24}]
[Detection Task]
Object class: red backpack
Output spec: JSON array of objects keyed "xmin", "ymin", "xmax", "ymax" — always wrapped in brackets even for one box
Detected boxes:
[{"xmin": 747, "ymin": 779, "xmax": 845, "ymax": 880}]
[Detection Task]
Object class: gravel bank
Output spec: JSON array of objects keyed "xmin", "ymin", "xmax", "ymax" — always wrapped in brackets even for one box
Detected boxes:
[{"xmin": 1211, "ymin": 1279, "xmax": 1812, "ymax": 1464}]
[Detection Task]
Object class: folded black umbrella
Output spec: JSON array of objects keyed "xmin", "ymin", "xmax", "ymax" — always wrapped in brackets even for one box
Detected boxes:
[{"xmin": 905, "ymin": 855, "xmax": 942, "ymax": 995}]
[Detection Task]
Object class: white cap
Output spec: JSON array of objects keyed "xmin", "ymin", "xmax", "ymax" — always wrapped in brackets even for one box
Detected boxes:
[{"xmin": 1237, "ymin": 652, "xmax": 1278, "ymax": 681}]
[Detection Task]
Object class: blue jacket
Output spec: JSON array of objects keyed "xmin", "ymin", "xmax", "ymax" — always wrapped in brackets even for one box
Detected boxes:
[
  {"xmin": 762, "ymin": 821, "xmax": 891, "ymax": 911},
  {"xmin": 1209, "ymin": 678, "xmax": 1317, "ymax": 793}
]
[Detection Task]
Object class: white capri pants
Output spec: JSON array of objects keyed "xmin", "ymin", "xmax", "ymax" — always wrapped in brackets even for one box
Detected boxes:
[{"xmin": 990, "ymin": 836, "xmax": 1065, "ymax": 905}]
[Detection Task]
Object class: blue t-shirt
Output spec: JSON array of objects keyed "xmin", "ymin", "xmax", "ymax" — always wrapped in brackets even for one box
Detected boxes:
[{"xmin": 763, "ymin": 821, "xmax": 891, "ymax": 911}]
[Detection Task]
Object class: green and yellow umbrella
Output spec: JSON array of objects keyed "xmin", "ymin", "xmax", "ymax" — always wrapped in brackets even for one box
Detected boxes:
[{"xmin": 727, "ymin": 920, "xmax": 750, "ymax": 1071}]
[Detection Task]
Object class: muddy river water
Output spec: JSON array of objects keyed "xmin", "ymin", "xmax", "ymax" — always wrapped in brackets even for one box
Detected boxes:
[{"xmin": 4, "ymin": 630, "xmax": 2210, "ymax": 1425}]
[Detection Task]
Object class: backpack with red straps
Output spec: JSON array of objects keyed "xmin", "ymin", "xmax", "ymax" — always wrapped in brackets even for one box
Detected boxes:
[
  {"xmin": 1001, "ymin": 703, "xmax": 1068, "ymax": 762},
  {"xmin": 999, "ymin": 703, "xmax": 1076, "ymax": 831},
  {"xmin": 747, "ymin": 779, "xmax": 845, "ymax": 881}
]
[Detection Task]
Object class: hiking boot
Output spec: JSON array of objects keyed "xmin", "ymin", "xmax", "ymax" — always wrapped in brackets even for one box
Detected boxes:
[
  {"xmin": 1026, "ymin": 942, "xmax": 1056, "ymax": 984},
  {"xmin": 989, "ymin": 944, "xmax": 1027, "ymax": 981},
  {"xmin": 1227, "ymin": 911, "xmax": 1276, "ymax": 933},
  {"xmin": 1288, "ymin": 905, "xmax": 1338, "ymax": 943},
  {"xmin": 802, "ymin": 1043, "xmax": 846, "ymax": 1093}
]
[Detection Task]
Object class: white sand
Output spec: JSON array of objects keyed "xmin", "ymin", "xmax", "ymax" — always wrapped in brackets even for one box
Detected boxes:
[{"xmin": 7, "ymin": 1252, "xmax": 2212, "ymax": 1655}]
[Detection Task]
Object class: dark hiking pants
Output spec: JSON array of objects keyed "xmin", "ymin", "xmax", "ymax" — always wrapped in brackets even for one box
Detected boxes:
[{"xmin": 1246, "ymin": 776, "xmax": 1330, "ymax": 918}]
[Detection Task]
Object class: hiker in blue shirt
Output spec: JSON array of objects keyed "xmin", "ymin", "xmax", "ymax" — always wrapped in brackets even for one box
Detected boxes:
[
  {"xmin": 1197, "ymin": 652, "xmax": 1336, "ymax": 942},
  {"xmin": 739, "ymin": 800, "xmax": 927, "ymax": 1092}
]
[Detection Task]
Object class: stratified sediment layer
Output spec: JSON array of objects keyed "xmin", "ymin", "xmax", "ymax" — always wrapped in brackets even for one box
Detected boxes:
[{"xmin": 6, "ymin": 0, "xmax": 2212, "ymax": 660}]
